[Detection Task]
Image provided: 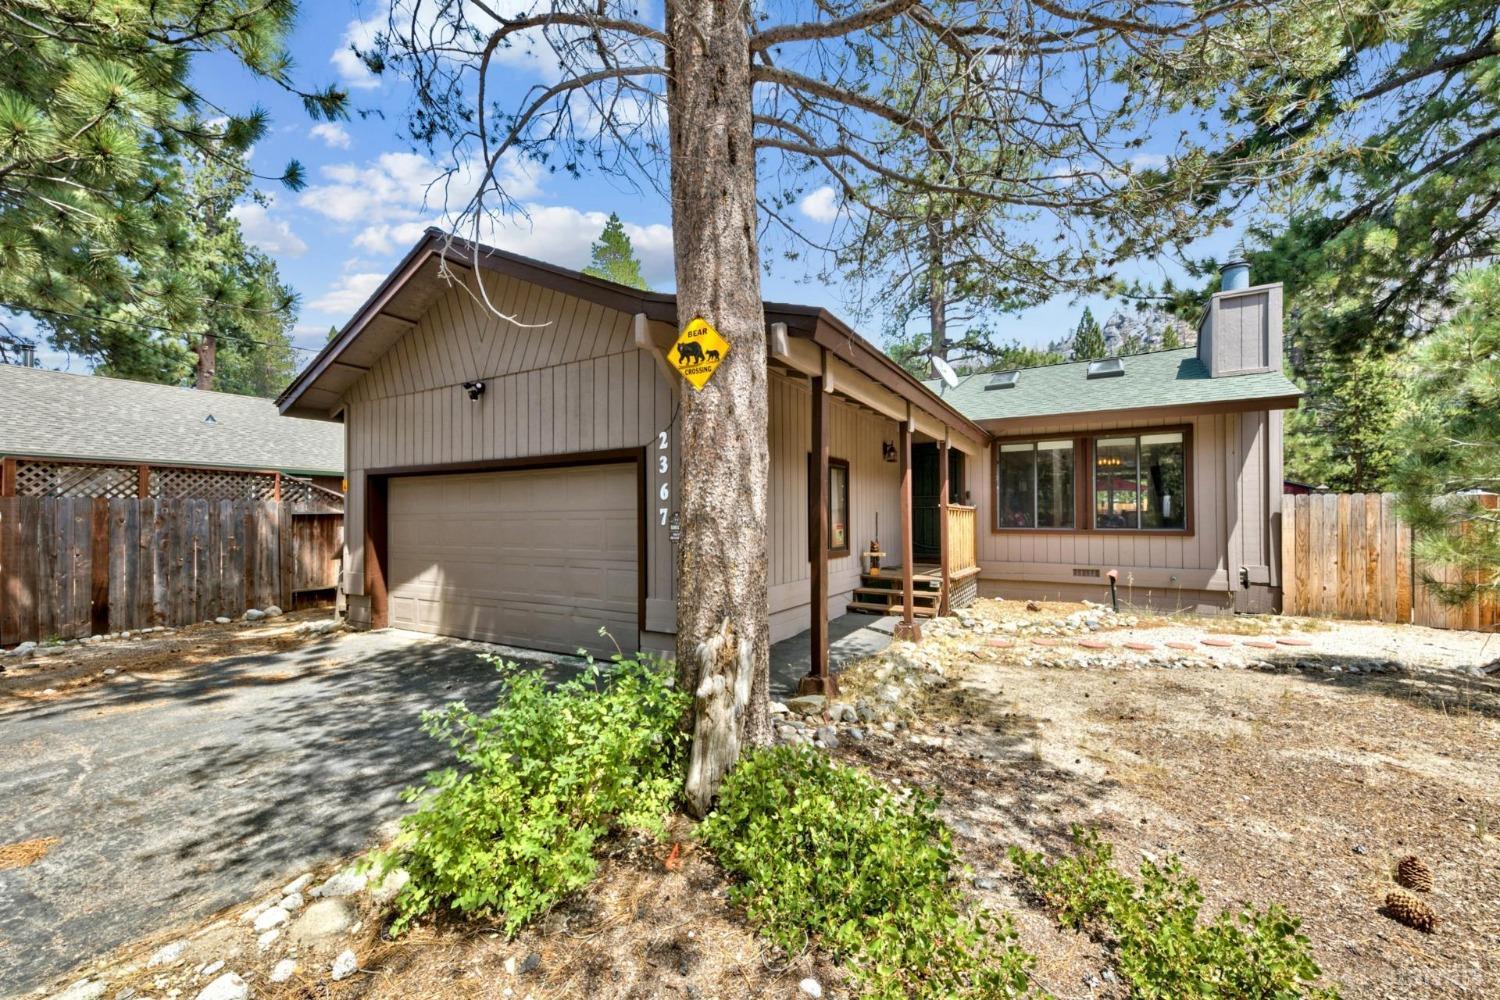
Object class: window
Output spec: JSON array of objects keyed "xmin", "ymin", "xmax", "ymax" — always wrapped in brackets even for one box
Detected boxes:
[
  {"xmin": 996, "ymin": 440, "xmax": 1074, "ymax": 529},
  {"xmin": 828, "ymin": 458, "xmax": 849, "ymax": 553},
  {"xmin": 1093, "ymin": 431, "xmax": 1187, "ymax": 531}
]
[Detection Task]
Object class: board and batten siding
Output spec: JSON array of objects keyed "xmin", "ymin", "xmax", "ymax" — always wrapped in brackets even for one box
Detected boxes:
[
  {"xmin": 766, "ymin": 372, "xmax": 903, "ymax": 642},
  {"xmin": 975, "ymin": 410, "xmax": 1282, "ymax": 612},
  {"xmin": 338, "ymin": 270, "xmax": 680, "ymax": 650}
]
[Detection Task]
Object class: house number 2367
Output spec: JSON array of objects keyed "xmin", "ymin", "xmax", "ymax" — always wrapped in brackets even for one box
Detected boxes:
[{"xmin": 657, "ymin": 430, "xmax": 671, "ymax": 526}]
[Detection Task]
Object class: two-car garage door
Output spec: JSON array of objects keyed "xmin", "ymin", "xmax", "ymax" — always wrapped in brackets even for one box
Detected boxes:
[{"xmin": 385, "ymin": 463, "xmax": 639, "ymax": 657}]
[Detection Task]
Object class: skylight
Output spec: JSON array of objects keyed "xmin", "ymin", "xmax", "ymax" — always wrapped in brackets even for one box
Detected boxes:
[
  {"xmin": 1085, "ymin": 357, "xmax": 1125, "ymax": 379},
  {"xmin": 984, "ymin": 370, "xmax": 1019, "ymax": 390}
]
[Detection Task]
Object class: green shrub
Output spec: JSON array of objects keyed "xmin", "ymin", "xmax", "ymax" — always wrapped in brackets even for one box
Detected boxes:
[
  {"xmin": 1010, "ymin": 828, "xmax": 1339, "ymax": 999},
  {"xmin": 378, "ymin": 653, "xmax": 690, "ymax": 934},
  {"xmin": 699, "ymin": 745, "xmax": 1037, "ymax": 999}
]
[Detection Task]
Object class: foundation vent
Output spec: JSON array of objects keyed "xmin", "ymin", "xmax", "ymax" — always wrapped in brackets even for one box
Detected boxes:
[{"xmin": 1072, "ymin": 567, "xmax": 1101, "ymax": 578}]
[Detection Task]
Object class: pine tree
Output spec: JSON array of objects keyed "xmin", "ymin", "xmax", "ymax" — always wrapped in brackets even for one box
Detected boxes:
[
  {"xmin": 1161, "ymin": 325, "xmax": 1183, "ymax": 350},
  {"xmin": 1394, "ymin": 266, "xmax": 1500, "ymax": 608},
  {"xmin": 1072, "ymin": 308, "xmax": 1107, "ymax": 360},
  {"xmin": 581, "ymin": 214, "xmax": 649, "ymax": 290},
  {"xmin": 0, "ymin": 1, "xmax": 345, "ymax": 370}
]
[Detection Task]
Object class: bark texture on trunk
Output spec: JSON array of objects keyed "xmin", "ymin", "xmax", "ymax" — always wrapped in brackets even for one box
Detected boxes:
[
  {"xmin": 926, "ymin": 217, "xmax": 946, "ymax": 378},
  {"xmin": 666, "ymin": 0, "xmax": 769, "ymax": 817}
]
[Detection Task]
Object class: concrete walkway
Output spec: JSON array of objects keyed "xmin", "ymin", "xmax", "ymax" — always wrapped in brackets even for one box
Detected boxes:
[{"xmin": 769, "ymin": 612, "xmax": 897, "ymax": 696}]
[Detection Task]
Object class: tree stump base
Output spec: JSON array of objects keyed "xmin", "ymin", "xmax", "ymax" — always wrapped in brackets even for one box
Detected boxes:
[
  {"xmin": 796, "ymin": 672, "xmax": 840, "ymax": 697},
  {"xmin": 893, "ymin": 620, "xmax": 923, "ymax": 642}
]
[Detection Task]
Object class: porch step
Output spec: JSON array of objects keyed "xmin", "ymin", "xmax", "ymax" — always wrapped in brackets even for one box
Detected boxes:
[
  {"xmin": 852, "ymin": 585, "xmax": 939, "ymax": 605},
  {"xmin": 846, "ymin": 600, "xmax": 939, "ymax": 618},
  {"xmin": 859, "ymin": 571, "xmax": 941, "ymax": 589}
]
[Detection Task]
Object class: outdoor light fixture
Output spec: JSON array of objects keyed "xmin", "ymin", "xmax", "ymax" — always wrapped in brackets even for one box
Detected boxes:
[
  {"xmin": 462, "ymin": 380, "xmax": 486, "ymax": 401},
  {"xmin": 882, "ymin": 441, "xmax": 897, "ymax": 462}
]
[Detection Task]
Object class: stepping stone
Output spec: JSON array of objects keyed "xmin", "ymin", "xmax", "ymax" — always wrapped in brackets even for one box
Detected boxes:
[
  {"xmin": 985, "ymin": 637, "xmax": 1014, "ymax": 648},
  {"xmin": 1078, "ymin": 640, "xmax": 1111, "ymax": 650},
  {"xmin": 1201, "ymin": 638, "xmax": 1235, "ymax": 648},
  {"xmin": 1164, "ymin": 641, "xmax": 1197, "ymax": 651},
  {"xmin": 1124, "ymin": 641, "xmax": 1156, "ymax": 652},
  {"xmin": 1243, "ymin": 640, "xmax": 1278, "ymax": 650},
  {"xmin": 1031, "ymin": 637, "xmax": 1062, "ymax": 647},
  {"xmin": 1277, "ymin": 637, "xmax": 1313, "ymax": 646}
]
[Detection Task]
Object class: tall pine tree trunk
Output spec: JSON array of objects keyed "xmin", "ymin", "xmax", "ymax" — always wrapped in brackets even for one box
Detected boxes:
[
  {"xmin": 666, "ymin": 0, "xmax": 771, "ymax": 816},
  {"xmin": 926, "ymin": 216, "xmax": 946, "ymax": 377}
]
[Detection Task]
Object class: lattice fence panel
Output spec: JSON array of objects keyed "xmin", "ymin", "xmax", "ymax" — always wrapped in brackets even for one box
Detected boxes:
[
  {"xmin": 150, "ymin": 466, "xmax": 279, "ymax": 501},
  {"xmin": 281, "ymin": 477, "xmax": 344, "ymax": 509},
  {"xmin": 14, "ymin": 460, "xmax": 138, "ymax": 499}
]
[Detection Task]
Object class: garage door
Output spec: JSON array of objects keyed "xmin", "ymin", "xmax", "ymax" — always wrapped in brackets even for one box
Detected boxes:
[{"xmin": 386, "ymin": 464, "xmax": 639, "ymax": 656}]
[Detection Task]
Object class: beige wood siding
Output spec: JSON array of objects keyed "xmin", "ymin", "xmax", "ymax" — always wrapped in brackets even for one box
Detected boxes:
[
  {"xmin": 977, "ymin": 410, "xmax": 1281, "ymax": 610},
  {"xmin": 339, "ymin": 270, "xmax": 678, "ymax": 643},
  {"xmin": 386, "ymin": 465, "xmax": 638, "ymax": 655},
  {"xmin": 766, "ymin": 373, "xmax": 903, "ymax": 642}
]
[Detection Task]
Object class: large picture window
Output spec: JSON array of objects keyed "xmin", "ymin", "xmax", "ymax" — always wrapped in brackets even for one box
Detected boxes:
[
  {"xmin": 996, "ymin": 440, "xmax": 1075, "ymax": 529},
  {"xmin": 992, "ymin": 427, "xmax": 1191, "ymax": 534},
  {"xmin": 1093, "ymin": 431, "xmax": 1187, "ymax": 531}
]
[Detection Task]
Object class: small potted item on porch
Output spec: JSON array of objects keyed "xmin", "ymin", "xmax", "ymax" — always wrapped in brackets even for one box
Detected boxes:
[{"xmin": 863, "ymin": 514, "xmax": 883, "ymax": 575}]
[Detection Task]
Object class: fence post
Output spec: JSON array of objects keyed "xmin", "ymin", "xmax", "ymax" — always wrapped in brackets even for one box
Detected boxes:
[
  {"xmin": 136, "ymin": 465, "xmax": 150, "ymax": 498},
  {"xmin": 1, "ymin": 457, "xmax": 15, "ymax": 497}
]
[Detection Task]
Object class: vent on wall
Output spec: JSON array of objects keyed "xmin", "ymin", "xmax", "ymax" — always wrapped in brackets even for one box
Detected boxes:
[
  {"xmin": 1072, "ymin": 567, "xmax": 1101, "ymax": 578},
  {"xmin": 984, "ymin": 370, "xmax": 1019, "ymax": 390}
]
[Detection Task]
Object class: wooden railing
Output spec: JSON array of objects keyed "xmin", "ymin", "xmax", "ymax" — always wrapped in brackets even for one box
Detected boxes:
[{"xmin": 944, "ymin": 504, "xmax": 978, "ymax": 577}]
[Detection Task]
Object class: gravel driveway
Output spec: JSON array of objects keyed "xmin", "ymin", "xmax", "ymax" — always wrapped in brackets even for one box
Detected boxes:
[{"xmin": 0, "ymin": 628, "xmax": 583, "ymax": 997}]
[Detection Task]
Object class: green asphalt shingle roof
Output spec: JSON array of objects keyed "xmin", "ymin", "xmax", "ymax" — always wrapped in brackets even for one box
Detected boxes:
[
  {"xmin": 0, "ymin": 364, "xmax": 344, "ymax": 475},
  {"xmin": 922, "ymin": 347, "xmax": 1301, "ymax": 423}
]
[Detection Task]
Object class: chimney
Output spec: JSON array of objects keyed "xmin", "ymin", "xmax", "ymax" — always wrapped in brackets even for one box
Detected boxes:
[{"xmin": 1196, "ymin": 262, "xmax": 1283, "ymax": 377}]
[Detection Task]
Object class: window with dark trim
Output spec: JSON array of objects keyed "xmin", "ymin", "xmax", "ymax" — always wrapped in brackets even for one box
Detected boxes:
[
  {"xmin": 995, "ymin": 439, "xmax": 1074, "ymax": 529},
  {"xmin": 1093, "ymin": 431, "xmax": 1187, "ymax": 531},
  {"xmin": 991, "ymin": 426, "xmax": 1192, "ymax": 534},
  {"xmin": 828, "ymin": 457, "xmax": 850, "ymax": 554}
]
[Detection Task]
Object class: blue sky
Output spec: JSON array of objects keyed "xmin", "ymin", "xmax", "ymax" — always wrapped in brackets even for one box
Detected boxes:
[{"xmin": 32, "ymin": 2, "xmax": 1242, "ymax": 374}]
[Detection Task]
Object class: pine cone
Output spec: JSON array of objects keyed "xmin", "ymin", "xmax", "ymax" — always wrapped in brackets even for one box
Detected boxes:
[
  {"xmin": 1384, "ymin": 890, "xmax": 1437, "ymax": 933},
  {"xmin": 1396, "ymin": 855, "xmax": 1433, "ymax": 892}
]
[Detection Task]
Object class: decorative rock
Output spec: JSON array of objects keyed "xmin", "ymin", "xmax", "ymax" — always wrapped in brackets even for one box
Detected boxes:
[
  {"xmin": 242, "ymin": 609, "xmax": 266, "ymax": 622},
  {"xmin": 785, "ymin": 694, "xmax": 827, "ymax": 716},
  {"xmin": 985, "ymin": 637, "xmax": 1013, "ymax": 648},
  {"xmin": 282, "ymin": 873, "xmax": 314, "ymax": 895},
  {"xmin": 12, "ymin": 641, "xmax": 38, "ymax": 656},
  {"xmin": 51, "ymin": 980, "xmax": 107, "ymax": 1000},
  {"xmin": 1277, "ymin": 637, "xmax": 1313, "ymax": 646},
  {"xmin": 330, "ymin": 949, "xmax": 358, "ymax": 981},
  {"xmin": 504, "ymin": 951, "xmax": 541, "ymax": 975},
  {"xmin": 198, "ymin": 960, "xmax": 225, "ymax": 977},
  {"xmin": 147, "ymin": 940, "xmax": 189, "ymax": 967},
  {"xmin": 1078, "ymin": 640, "xmax": 1110, "ymax": 650},
  {"xmin": 214, "ymin": 617, "xmax": 231, "ymax": 625},
  {"xmin": 257, "ymin": 929, "xmax": 280, "ymax": 951},
  {"xmin": 1030, "ymin": 637, "xmax": 1061, "ymax": 647},
  {"xmin": 973, "ymin": 877, "xmax": 999, "ymax": 890},
  {"xmin": 269, "ymin": 959, "xmax": 297, "ymax": 984},
  {"xmin": 279, "ymin": 890, "xmax": 304, "ymax": 911},
  {"xmin": 195, "ymin": 972, "xmax": 249, "ymax": 1000},
  {"xmin": 768, "ymin": 701, "xmax": 789, "ymax": 715},
  {"xmin": 799, "ymin": 977, "xmax": 824, "ymax": 998},
  {"xmin": 814, "ymin": 726, "xmax": 839, "ymax": 749},
  {"xmin": 1165, "ymin": 641, "xmax": 1197, "ymax": 651},
  {"xmin": 1124, "ymin": 641, "xmax": 1156, "ymax": 652},
  {"xmin": 311, "ymin": 867, "xmax": 367, "ymax": 898},
  {"xmin": 253, "ymin": 905, "xmax": 289, "ymax": 931},
  {"xmin": 370, "ymin": 867, "xmax": 410, "ymax": 905},
  {"xmin": 263, "ymin": 606, "xmax": 284, "ymax": 618},
  {"xmin": 289, "ymin": 898, "xmax": 357, "ymax": 944},
  {"xmin": 1243, "ymin": 640, "xmax": 1278, "ymax": 650},
  {"xmin": 1201, "ymin": 638, "xmax": 1235, "ymax": 648}
]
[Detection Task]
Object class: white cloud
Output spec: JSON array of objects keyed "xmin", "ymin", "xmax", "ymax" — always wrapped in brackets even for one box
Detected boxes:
[
  {"xmin": 330, "ymin": 2, "xmax": 559, "ymax": 92},
  {"xmin": 309, "ymin": 272, "xmax": 388, "ymax": 315},
  {"xmin": 1127, "ymin": 152, "xmax": 1169, "ymax": 171},
  {"xmin": 309, "ymin": 122, "xmax": 352, "ymax": 149},
  {"xmin": 230, "ymin": 201, "xmax": 308, "ymax": 256},
  {"xmin": 798, "ymin": 185, "xmax": 839, "ymax": 224},
  {"xmin": 331, "ymin": 9, "xmax": 385, "ymax": 90},
  {"xmin": 473, "ymin": 205, "xmax": 675, "ymax": 286}
]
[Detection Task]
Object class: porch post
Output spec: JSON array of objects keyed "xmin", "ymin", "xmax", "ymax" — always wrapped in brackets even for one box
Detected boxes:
[
  {"xmin": 895, "ymin": 408, "xmax": 922, "ymax": 641},
  {"xmin": 938, "ymin": 432, "xmax": 951, "ymax": 616},
  {"xmin": 799, "ymin": 372, "xmax": 836, "ymax": 695}
]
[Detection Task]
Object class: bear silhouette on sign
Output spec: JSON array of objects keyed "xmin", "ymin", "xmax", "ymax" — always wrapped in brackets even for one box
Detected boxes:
[
  {"xmin": 677, "ymin": 340, "xmax": 705, "ymax": 364},
  {"xmin": 706, "ymin": 348, "xmax": 720, "ymax": 361}
]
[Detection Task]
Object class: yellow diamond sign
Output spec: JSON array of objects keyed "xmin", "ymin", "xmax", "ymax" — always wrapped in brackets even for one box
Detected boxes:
[{"xmin": 669, "ymin": 318, "xmax": 729, "ymax": 391}]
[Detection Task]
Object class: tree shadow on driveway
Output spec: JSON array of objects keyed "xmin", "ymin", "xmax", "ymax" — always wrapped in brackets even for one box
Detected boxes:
[{"xmin": 0, "ymin": 629, "xmax": 584, "ymax": 995}]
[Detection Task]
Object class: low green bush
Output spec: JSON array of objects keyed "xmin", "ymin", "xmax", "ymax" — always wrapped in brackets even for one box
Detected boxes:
[
  {"xmin": 699, "ymin": 745, "xmax": 1038, "ymax": 999},
  {"xmin": 378, "ymin": 653, "xmax": 690, "ymax": 934},
  {"xmin": 1010, "ymin": 828, "xmax": 1339, "ymax": 999}
]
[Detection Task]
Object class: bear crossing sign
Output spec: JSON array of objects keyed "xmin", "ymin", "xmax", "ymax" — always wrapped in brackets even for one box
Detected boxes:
[{"xmin": 669, "ymin": 318, "xmax": 729, "ymax": 390}]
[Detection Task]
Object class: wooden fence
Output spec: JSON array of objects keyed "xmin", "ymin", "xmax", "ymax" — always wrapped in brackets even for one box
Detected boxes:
[
  {"xmin": 0, "ymin": 497, "xmax": 343, "ymax": 646},
  {"xmin": 1281, "ymin": 492, "xmax": 1498, "ymax": 632}
]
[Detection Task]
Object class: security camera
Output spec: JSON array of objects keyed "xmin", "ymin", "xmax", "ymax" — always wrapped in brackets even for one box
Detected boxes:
[{"xmin": 462, "ymin": 380, "xmax": 486, "ymax": 401}]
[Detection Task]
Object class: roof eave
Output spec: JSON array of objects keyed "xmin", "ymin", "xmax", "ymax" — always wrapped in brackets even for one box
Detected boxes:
[{"xmin": 976, "ymin": 391, "xmax": 1303, "ymax": 434}]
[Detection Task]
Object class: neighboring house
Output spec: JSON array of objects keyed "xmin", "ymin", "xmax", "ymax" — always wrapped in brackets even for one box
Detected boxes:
[
  {"xmin": 278, "ymin": 230, "xmax": 1300, "ymax": 674},
  {"xmin": 0, "ymin": 365, "xmax": 344, "ymax": 501}
]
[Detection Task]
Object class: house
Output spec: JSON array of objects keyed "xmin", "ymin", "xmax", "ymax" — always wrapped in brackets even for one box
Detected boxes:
[
  {"xmin": 0, "ymin": 365, "xmax": 344, "ymax": 501},
  {"xmin": 277, "ymin": 230, "xmax": 1300, "ymax": 680}
]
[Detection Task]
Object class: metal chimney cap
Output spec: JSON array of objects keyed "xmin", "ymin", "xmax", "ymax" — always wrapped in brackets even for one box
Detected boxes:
[{"xmin": 1219, "ymin": 259, "xmax": 1251, "ymax": 291}]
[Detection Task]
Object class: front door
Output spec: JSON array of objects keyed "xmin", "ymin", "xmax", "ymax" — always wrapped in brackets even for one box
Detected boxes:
[{"xmin": 913, "ymin": 444, "xmax": 964, "ymax": 559}]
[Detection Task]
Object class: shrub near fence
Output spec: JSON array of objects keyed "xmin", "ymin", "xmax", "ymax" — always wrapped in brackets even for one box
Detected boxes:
[
  {"xmin": 0, "ymin": 497, "xmax": 342, "ymax": 646},
  {"xmin": 1281, "ymin": 492, "xmax": 1498, "ymax": 632}
]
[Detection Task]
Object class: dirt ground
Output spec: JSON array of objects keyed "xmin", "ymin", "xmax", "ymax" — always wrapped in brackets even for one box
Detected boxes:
[
  {"xmin": 836, "ymin": 600, "xmax": 1500, "ymax": 999},
  {"xmin": 22, "ymin": 601, "xmax": 1498, "ymax": 999},
  {"xmin": 0, "ymin": 609, "xmax": 336, "ymax": 709}
]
